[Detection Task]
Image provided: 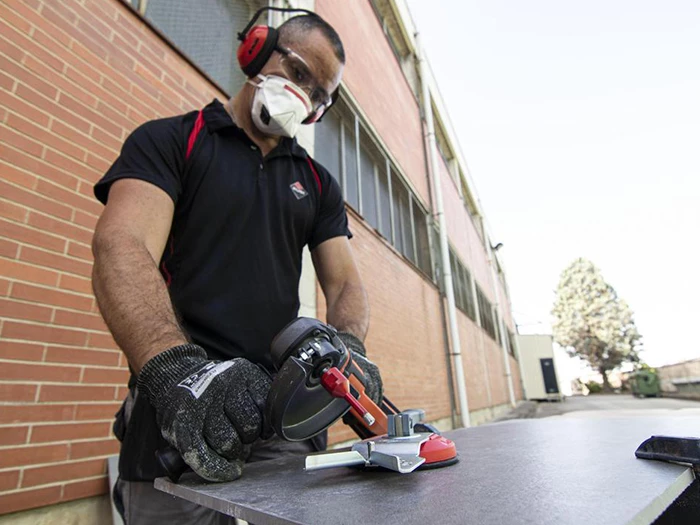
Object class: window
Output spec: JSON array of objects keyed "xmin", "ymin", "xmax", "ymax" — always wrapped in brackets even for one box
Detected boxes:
[
  {"xmin": 392, "ymin": 175, "xmax": 413, "ymax": 262},
  {"xmin": 413, "ymin": 200, "xmax": 431, "ymax": 275},
  {"xmin": 476, "ymin": 285, "xmax": 497, "ymax": 340},
  {"xmin": 313, "ymin": 97, "xmax": 434, "ymax": 279},
  {"xmin": 359, "ymin": 128, "xmax": 380, "ymax": 230},
  {"xmin": 140, "ymin": 0, "xmax": 265, "ymax": 94},
  {"xmin": 343, "ymin": 116, "xmax": 359, "ymax": 210},
  {"xmin": 508, "ymin": 331, "xmax": 517, "ymax": 358},
  {"xmin": 377, "ymin": 161, "xmax": 392, "ymax": 241},
  {"xmin": 314, "ymin": 109, "xmax": 342, "ymax": 183}
]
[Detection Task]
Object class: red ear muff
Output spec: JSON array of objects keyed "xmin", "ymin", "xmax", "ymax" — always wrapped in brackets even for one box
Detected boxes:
[{"xmin": 237, "ymin": 25, "xmax": 279, "ymax": 78}]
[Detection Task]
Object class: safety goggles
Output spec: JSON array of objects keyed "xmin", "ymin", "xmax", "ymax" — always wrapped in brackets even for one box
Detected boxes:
[{"xmin": 274, "ymin": 45, "xmax": 333, "ymax": 123}]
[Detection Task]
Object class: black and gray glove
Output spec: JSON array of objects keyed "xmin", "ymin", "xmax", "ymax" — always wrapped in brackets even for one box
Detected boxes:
[
  {"xmin": 136, "ymin": 344, "xmax": 272, "ymax": 482},
  {"xmin": 336, "ymin": 332, "xmax": 384, "ymax": 404}
]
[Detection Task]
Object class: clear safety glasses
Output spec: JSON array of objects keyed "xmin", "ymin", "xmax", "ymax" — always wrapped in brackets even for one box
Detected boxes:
[{"xmin": 275, "ymin": 46, "xmax": 333, "ymax": 117}]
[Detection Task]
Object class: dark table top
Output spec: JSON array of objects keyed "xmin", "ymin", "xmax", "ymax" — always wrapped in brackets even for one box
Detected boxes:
[{"xmin": 155, "ymin": 414, "xmax": 699, "ymax": 525}]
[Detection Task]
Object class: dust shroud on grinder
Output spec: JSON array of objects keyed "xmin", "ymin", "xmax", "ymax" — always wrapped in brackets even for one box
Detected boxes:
[{"xmin": 266, "ymin": 317, "xmax": 459, "ymax": 474}]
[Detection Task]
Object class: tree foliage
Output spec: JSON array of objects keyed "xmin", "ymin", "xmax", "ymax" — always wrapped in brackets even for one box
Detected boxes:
[{"xmin": 552, "ymin": 258, "xmax": 642, "ymax": 390}]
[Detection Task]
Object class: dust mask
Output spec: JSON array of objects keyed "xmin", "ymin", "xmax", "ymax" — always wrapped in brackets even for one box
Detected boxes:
[{"xmin": 248, "ymin": 74, "xmax": 312, "ymax": 138}]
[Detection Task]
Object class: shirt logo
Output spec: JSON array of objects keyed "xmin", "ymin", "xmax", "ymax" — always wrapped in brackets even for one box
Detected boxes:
[{"xmin": 290, "ymin": 181, "xmax": 308, "ymax": 200}]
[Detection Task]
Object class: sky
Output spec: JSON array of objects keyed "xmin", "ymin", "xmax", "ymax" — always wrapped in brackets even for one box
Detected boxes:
[{"xmin": 405, "ymin": 0, "xmax": 700, "ymax": 368}]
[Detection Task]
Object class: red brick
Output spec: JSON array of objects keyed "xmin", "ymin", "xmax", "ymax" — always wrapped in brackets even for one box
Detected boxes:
[
  {"xmin": 19, "ymin": 245, "xmax": 93, "ymax": 278},
  {"xmin": 27, "ymin": 212, "xmax": 93, "ymax": 246},
  {"xmin": 0, "ymin": 85, "xmax": 51, "ymax": 127},
  {"xmin": 70, "ymin": 437, "xmax": 120, "ymax": 459},
  {"xmin": 2, "ymin": 321, "xmax": 88, "ymax": 347},
  {"xmin": 57, "ymin": 92, "xmax": 122, "ymax": 139},
  {"xmin": 73, "ymin": 209, "xmax": 99, "ymax": 231},
  {"xmin": 11, "ymin": 282, "xmax": 93, "ymax": 311},
  {"xmin": 58, "ymin": 274, "xmax": 93, "ymax": 295},
  {"xmin": 0, "ymin": 443, "xmax": 69, "ymax": 469},
  {"xmin": 0, "ymin": 361, "xmax": 81, "ymax": 382},
  {"xmin": 0, "ymin": 297, "xmax": 53, "ymax": 323},
  {"xmin": 54, "ymin": 310, "xmax": 106, "ymax": 332},
  {"xmin": 0, "ymin": 258, "xmax": 59, "ymax": 287},
  {"xmin": 0, "ymin": 217, "xmax": 66, "ymax": 253},
  {"xmin": 0, "ymin": 3, "xmax": 33, "ymax": 33},
  {"xmin": 90, "ymin": 125, "xmax": 123, "ymax": 153},
  {"xmin": 0, "ymin": 199, "xmax": 29, "ymax": 222},
  {"xmin": 82, "ymin": 366, "xmax": 129, "ymax": 385},
  {"xmin": 0, "ymin": 425, "xmax": 28, "ymax": 446},
  {"xmin": 86, "ymin": 152, "xmax": 112, "ymax": 175},
  {"xmin": 6, "ymin": 110, "xmax": 85, "ymax": 163},
  {"xmin": 0, "ymin": 485, "xmax": 61, "ymax": 514},
  {"xmin": 0, "ymin": 238, "xmax": 19, "ymax": 258},
  {"xmin": 51, "ymin": 119, "xmax": 114, "ymax": 164},
  {"xmin": 0, "ymin": 278, "xmax": 10, "ymax": 296},
  {"xmin": 116, "ymin": 385, "xmax": 129, "ymax": 399},
  {"xmin": 75, "ymin": 402, "xmax": 122, "ymax": 421},
  {"xmin": 45, "ymin": 346, "xmax": 120, "ymax": 367},
  {"xmin": 0, "ymin": 403, "xmax": 75, "ymax": 424},
  {"xmin": 62, "ymin": 475, "xmax": 109, "ymax": 501},
  {"xmin": 0, "ymin": 470, "xmax": 20, "ymax": 492},
  {"xmin": 0, "ymin": 68, "xmax": 15, "ymax": 90},
  {"xmin": 0, "ymin": 340, "xmax": 44, "ymax": 361},
  {"xmin": 15, "ymin": 83, "xmax": 90, "ymax": 134},
  {"xmin": 35, "ymin": 178, "xmax": 102, "ymax": 216},
  {"xmin": 0, "ymin": 121, "xmax": 44, "ymax": 157},
  {"xmin": 0, "ymin": 159, "xmax": 38, "ymax": 190},
  {"xmin": 22, "ymin": 458, "xmax": 106, "ymax": 488},
  {"xmin": 0, "ymin": 160, "xmax": 38, "ymax": 190},
  {"xmin": 86, "ymin": 331, "xmax": 117, "ymax": 350},
  {"xmin": 2, "ymin": 145, "xmax": 80, "ymax": 192},
  {"xmin": 0, "ymin": 51, "xmax": 58, "ymax": 102},
  {"xmin": 67, "ymin": 241, "xmax": 93, "ymax": 262},
  {"xmin": 0, "ymin": 179, "xmax": 73, "ymax": 221},
  {"xmin": 39, "ymin": 0, "xmax": 78, "ymax": 32},
  {"xmin": 38, "ymin": 384, "xmax": 115, "ymax": 403},
  {"xmin": 30, "ymin": 421, "xmax": 111, "ymax": 443},
  {"xmin": 0, "ymin": 382, "xmax": 37, "ymax": 402},
  {"xmin": 2, "ymin": 23, "xmax": 65, "ymax": 73}
]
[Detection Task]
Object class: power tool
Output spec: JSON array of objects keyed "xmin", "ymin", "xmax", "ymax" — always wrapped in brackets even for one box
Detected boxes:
[
  {"xmin": 266, "ymin": 317, "xmax": 458, "ymax": 473},
  {"xmin": 157, "ymin": 317, "xmax": 458, "ymax": 481}
]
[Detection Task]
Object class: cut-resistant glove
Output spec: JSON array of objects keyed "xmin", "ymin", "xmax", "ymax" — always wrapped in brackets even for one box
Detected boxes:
[
  {"xmin": 136, "ymin": 344, "xmax": 272, "ymax": 482},
  {"xmin": 337, "ymin": 332, "xmax": 384, "ymax": 404}
]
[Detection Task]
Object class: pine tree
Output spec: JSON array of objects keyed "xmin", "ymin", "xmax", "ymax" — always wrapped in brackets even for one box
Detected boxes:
[{"xmin": 552, "ymin": 258, "xmax": 642, "ymax": 391}]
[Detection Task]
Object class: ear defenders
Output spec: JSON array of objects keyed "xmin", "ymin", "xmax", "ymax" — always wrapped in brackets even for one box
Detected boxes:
[
  {"xmin": 236, "ymin": 7, "xmax": 338, "ymax": 123},
  {"xmin": 236, "ymin": 7, "xmax": 316, "ymax": 78}
]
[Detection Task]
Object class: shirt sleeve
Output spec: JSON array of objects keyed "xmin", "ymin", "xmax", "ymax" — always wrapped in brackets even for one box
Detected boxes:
[
  {"xmin": 308, "ymin": 164, "xmax": 353, "ymax": 250},
  {"xmin": 94, "ymin": 115, "xmax": 188, "ymax": 205}
]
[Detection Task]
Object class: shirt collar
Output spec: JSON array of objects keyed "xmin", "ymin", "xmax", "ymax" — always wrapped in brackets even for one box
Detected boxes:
[{"xmin": 202, "ymin": 99, "xmax": 308, "ymax": 160}]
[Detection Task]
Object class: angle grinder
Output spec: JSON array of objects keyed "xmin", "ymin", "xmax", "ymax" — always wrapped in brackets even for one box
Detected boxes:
[{"xmin": 266, "ymin": 317, "xmax": 459, "ymax": 473}]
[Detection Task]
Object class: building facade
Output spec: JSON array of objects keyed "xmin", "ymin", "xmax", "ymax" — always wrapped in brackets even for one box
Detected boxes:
[{"xmin": 0, "ymin": 0, "xmax": 522, "ymax": 519}]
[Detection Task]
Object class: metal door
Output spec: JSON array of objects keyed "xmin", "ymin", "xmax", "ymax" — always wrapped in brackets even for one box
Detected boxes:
[{"xmin": 540, "ymin": 358, "xmax": 559, "ymax": 394}]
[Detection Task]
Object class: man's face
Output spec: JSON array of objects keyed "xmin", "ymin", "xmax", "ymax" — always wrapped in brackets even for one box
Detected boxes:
[{"xmin": 258, "ymin": 28, "xmax": 344, "ymax": 121}]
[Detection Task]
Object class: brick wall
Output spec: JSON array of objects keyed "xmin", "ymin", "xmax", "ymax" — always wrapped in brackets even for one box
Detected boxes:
[
  {"xmin": 318, "ymin": 210, "xmax": 454, "ymax": 443},
  {"xmin": 0, "ymin": 0, "xmax": 221, "ymax": 514}
]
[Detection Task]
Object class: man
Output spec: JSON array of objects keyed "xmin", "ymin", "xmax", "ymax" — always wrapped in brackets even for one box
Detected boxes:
[{"xmin": 92, "ymin": 14, "xmax": 382, "ymax": 524}]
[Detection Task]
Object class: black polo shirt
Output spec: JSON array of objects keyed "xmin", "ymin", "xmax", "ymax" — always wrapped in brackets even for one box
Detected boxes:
[{"xmin": 95, "ymin": 99, "xmax": 351, "ymax": 370}]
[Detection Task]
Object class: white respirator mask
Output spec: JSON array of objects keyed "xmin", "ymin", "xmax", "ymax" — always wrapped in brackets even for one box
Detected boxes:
[{"xmin": 248, "ymin": 74, "xmax": 313, "ymax": 138}]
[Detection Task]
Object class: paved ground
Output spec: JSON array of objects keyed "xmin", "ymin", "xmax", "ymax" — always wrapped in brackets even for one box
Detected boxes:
[
  {"xmin": 494, "ymin": 394, "xmax": 700, "ymax": 422},
  {"xmin": 536, "ymin": 394, "xmax": 700, "ymax": 417}
]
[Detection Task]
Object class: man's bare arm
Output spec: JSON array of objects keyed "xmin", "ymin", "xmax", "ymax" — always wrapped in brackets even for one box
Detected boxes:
[
  {"xmin": 311, "ymin": 237, "xmax": 369, "ymax": 340},
  {"xmin": 92, "ymin": 179, "xmax": 187, "ymax": 373}
]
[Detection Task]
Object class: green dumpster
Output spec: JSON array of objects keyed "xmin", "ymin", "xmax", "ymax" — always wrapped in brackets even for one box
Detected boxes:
[{"xmin": 630, "ymin": 369, "xmax": 660, "ymax": 397}]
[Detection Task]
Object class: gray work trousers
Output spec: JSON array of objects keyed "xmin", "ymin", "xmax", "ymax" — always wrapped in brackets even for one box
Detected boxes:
[{"xmin": 113, "ymin": 390, "xmax": 315, "ymax": 525}]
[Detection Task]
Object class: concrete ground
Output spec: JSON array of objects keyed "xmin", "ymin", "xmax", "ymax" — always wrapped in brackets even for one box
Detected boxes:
[{"xmin": 494, "ymin": 394, "xmax": 700, "ymax": 422}]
